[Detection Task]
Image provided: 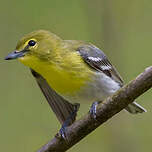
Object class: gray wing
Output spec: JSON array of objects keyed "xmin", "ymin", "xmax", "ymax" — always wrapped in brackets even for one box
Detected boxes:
[
  {"xmin": 77, "ymin": 45, "xmax": 123, "ymax": 86},
  {"xmin": 77, "ymin": 45, "xmax": 146, "ymax": 114},
  {"xmin": 30, "ymin": 69, "xmax": 80, "ymax": 125}
]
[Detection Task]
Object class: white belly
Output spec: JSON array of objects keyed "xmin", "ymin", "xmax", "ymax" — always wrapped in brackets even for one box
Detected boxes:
[{"xmin": 63, "ymin": 72, "xmax": 121, "ymax": 103}]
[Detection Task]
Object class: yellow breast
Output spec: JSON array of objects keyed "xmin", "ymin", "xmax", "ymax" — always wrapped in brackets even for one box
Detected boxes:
[{"xmin": 19, "ymin": 52, "xmax": 93, "ymax": 95}]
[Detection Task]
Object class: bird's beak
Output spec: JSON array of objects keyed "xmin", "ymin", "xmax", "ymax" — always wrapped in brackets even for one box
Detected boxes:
[{"xmin": 5, "ymin": 50, "xmax": 29, "ymax": 60}]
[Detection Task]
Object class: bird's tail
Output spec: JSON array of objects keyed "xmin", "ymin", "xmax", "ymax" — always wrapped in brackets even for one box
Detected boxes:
[{"xmin": 125, "ymin": 102, "xmax": 147, "ymax": 114}]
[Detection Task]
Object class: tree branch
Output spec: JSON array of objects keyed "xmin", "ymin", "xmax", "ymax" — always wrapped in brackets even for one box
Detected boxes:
[{"xmin": 37, "ymin": 66, "xmax": 152, "ymax": 152}]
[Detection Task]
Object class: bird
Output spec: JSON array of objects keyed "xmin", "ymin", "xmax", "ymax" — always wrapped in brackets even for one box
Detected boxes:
[{"xmin": 5, "ymin": 30, "xmax": 146, "ymax": 137}]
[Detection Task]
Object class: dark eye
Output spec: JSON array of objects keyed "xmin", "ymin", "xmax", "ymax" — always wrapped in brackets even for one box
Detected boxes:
[{"xmin": 28, "ymin": 40, "xmax": 36, "ymax": 46}]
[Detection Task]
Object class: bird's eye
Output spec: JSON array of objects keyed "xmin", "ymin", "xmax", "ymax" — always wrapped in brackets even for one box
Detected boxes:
[{"xmin": 28, "ymin": 40, "xmax": 36, "ymax": 46}]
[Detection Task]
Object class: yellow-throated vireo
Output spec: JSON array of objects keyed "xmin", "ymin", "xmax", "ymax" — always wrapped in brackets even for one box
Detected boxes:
[{"xmin": 5, "ymin": 30, "xmax": 146, "ymax": 137}]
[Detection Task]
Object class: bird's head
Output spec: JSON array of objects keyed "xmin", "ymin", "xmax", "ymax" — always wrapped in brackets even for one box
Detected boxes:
[{"xmin": 5, "ymin": 30, "xmax": 62, "ymax": 67}]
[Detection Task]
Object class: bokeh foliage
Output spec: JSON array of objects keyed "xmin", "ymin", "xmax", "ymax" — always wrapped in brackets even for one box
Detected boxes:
[{"xmin": 0, "ymin": 0, "xmax": 152, "ymax": 151}]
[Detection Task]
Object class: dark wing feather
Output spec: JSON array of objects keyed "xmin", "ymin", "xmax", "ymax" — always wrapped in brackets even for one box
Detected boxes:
[
  {"xmin": 77, "ymin": 45, "xmax": 123, "ymax": 86},
  {"xmin": 30, "ymin": 69, "xmax": 80, "ymax": 125}
]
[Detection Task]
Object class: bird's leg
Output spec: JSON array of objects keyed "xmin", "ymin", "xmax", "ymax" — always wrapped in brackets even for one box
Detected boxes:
[
  {"xmin": 89, "ymin": 101, "xmax": 101, "ymax": 120},
  {"xmin": 59, "ymin": 103, "xmax": 80, "ymax": 139}
]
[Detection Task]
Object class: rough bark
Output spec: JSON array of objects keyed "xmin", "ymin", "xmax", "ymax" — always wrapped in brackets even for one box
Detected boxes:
[{"xmin": 38, "ymin": 66, "xmax": 152, "ymax": 152}]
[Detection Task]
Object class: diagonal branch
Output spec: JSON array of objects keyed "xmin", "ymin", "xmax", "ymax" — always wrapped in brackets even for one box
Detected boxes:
[{"xmin": 37, "ymin": 66, "xmax": 152, "ymax": 152}]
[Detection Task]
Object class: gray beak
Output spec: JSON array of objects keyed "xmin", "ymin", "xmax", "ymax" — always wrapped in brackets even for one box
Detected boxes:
[{"xmin": 5, "ymin": 50, "xmax": 29, "ymax": 60}]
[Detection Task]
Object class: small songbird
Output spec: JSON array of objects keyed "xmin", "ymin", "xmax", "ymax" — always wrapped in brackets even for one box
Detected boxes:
[{"xmin": 5, "ymin": 30, "xmax": 146, "ymax": 137}]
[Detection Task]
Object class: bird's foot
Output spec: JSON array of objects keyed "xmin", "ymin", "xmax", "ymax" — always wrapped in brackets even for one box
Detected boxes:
[
  {"xmin": 58, "ymin": 103, "xmax": 80, "ymax": 139},
  {"xmin": 59, "ymin": 124, "xmax": 67, "ymax": 139},
  {"xmin": 89, "ymin": 101, "xmax": 100, "ymax": 120}
]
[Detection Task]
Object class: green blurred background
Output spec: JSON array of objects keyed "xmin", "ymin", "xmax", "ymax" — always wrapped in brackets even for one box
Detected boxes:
[{"xmin": 1, "ymin": 0, "xmax": 152, "ymax": 151}]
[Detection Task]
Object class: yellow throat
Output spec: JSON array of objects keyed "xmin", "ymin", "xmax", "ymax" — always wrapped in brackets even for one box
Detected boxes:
[{"xmin": 18, "ymin": 47, "xmax": 93, "ymax": 95}]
